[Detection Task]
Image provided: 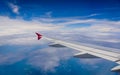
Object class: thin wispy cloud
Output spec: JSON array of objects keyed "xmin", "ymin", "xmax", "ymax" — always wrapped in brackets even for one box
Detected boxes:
[
  {"xmin": 85, "ymin": 14, "xmax": 100, "ymax": 18},
  {"xmin": 44, "ymin": 11, "xmax": 52, "ymax": 18},
  {"xmin": 8, "ymin": 3, "xmax": 19, "ymax": 15},
  {"xmin": 94, "ymin": 7, "xmax": 120, "ymax": 11}
]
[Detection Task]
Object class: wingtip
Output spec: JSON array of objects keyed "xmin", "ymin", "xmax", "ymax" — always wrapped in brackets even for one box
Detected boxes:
[{"xmin": 35, "ymin": 32, "xmax": 42, "ymax": 40}]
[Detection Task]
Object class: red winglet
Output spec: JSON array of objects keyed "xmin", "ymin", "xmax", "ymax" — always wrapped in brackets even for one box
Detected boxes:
[{"xmin": 35, "ymin": 32, "xmax": 42, "ymax": 40}]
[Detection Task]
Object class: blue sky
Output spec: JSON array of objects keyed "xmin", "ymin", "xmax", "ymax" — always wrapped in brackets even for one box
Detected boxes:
[
  {"xmin": 0, "ymin": 0, "xmax": 120, "ymax": 20},
  {"xmin": 0, "ymin": 0, "xmax": 120, "ymax": 75}
]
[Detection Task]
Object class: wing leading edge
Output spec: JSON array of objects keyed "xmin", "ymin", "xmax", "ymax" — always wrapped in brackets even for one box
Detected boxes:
[{"xmin": 35, "ymin": 33, "xmax": 120, "ymax": 71}]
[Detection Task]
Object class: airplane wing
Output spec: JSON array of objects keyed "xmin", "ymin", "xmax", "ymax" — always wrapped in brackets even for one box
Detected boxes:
[{"xmin": 35, "ymin": 32, "xmax": 120, "ymax": 72}]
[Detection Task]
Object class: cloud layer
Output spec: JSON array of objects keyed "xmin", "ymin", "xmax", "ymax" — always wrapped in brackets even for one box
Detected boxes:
[
  {"xmin": 0, "ymin": 15, "xmax": 120, "ymax": 72},
  {"xmin": 0, "ymin": 16, "xmax": 120, "ymax": 43}
]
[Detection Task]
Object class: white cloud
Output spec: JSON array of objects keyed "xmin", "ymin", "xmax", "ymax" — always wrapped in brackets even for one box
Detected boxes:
[
  {"xmin": 0, "ymin": 16, "xmax": 64, "ymax": 46},
  {"xmin": 0, "ymin": 45, "xmax": 75, "ymax": 71},
  {"xmin": 60, "ymin": 19, "xmax": 120, "ymax": 43},
  {"xmin": 0, "ymin": 16, "xmax": 62, "ymax": 36},
  {"xmin": 8, "ymin": 3, "xmax": 19, "ymax": 15},
  {"xmin": 0, "ymin": 16, "xmax": 120, "ymax": 46}
]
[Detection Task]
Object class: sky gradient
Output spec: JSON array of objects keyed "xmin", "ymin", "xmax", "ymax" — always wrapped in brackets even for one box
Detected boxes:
[{"xmin": 0, "ymin": 0, "xmax": 120, "ymax": 75}]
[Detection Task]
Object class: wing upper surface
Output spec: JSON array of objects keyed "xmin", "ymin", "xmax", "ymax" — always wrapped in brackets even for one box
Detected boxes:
[{"xmin": 43, "ymin": 36, "xmax": 120, "ymax": 64}]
